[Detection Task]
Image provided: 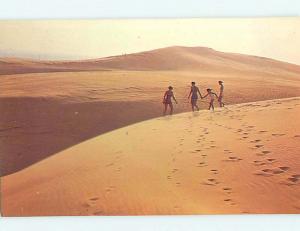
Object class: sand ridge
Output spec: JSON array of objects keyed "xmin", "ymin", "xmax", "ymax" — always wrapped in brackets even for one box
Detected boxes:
[
  {"xmin": 1, "ymin": 46, "xmax": 300, "ymax": 75},
  {"xmin": 2, "ymin": 97, "xmax": 300, "ymax": 216}
]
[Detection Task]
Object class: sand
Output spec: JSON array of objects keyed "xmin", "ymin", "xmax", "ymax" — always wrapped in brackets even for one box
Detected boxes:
[
  {"xmin": 1, "ymin": 97, "xmax": 300, "ymax": 216},
  {"xmin": 1, "ymin": 46, "xmax": 300, "ymax": 216},
  {"xmin": 1, "ymin": 47, "xmax": 300, "ymax": 176}
]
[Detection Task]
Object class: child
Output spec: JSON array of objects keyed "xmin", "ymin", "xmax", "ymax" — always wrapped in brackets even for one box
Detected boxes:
[
  {"xmin": 218, "ymin": 81, "xmax": 225, "ymax": 107},
  {"xmin": 202, "ymin": 88, "xmax": 219, "ymax": 111},
  {"xmin": 188, "ymin": 81, "xmax": 202, "ymax": 112},
  {"xmin": 163, "ymin": 86, "xmax": 178, "ymax": 115}
]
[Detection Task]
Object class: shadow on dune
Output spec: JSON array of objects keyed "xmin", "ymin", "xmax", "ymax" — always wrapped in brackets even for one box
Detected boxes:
[{"xmin": 0, "ymin": 97, "xmax": 173, "ymax": 176}]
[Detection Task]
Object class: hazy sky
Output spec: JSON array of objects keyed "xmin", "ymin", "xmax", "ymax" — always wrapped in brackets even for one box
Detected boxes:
[{"xmin": 0, "ymin": 18, "xmax": 299, "ymax": 64}]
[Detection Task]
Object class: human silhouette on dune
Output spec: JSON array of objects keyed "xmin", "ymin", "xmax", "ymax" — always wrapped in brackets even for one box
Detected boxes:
[{"xmin": 163, "ymin": 86, "xmax": 178, "ymax": 115}]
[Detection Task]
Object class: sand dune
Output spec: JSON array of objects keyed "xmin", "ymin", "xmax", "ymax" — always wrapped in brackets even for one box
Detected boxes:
[
  {"xmin": 1, "ymin": 46, "xmax": 300, "ymax": 75},
  {"xmin": 1, "ymin": 46, "xmax": 300, "ymax": 177},
  {"xmin": 1, "ymin": 46, "xmax": 300, "ymax": 176},
  {"xmin": 1, "ymin": 68, "xmax": 300, "ymax": 176},
  {"xmin": 2, "ymin": 97, "xmax": 300, "ymax": 216}
]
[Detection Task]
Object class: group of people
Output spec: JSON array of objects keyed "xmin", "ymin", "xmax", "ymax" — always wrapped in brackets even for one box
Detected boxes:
[{"xmin": 163, "ymin": 81, "xmax": 224, "ymax": 115}]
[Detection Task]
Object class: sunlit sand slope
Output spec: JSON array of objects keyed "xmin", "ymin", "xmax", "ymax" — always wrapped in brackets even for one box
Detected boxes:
[{"xmin": 2, "ymin": 97, "xmax": 300, "ymax": 216}]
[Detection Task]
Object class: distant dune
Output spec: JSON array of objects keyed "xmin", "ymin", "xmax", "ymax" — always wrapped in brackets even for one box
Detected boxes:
[
  {"xmin": 2, "ymin": 97, "xmax": 300, "ymax": 216},
  {"xmin": 1, "ymin": 46, "xmax": 300, "ymax": 75}
]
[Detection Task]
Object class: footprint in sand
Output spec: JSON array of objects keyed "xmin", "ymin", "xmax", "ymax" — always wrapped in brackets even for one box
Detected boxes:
[
  {"xmin": 272, "ymin": 133, "xmax": 285, "ymax": 137},
  {"xmin": 256, "ymin": 167, "xmax": 289, "ymax": 176},
  {"xmin": 287, "ymin": 177, "xmax": 299, "ymax": 183},
  {"xmin": 93, "ymin": 211, "xmax": 103, "ymax": 215},
  {"xmin": 250, "ymin": 139, "xmax": 261, "ymax": 143},
  {"xmin": 105, "ymin": 186, "xmax": 116, "ymax": 193},
  {"xmin": 281, "ymin": 174, "xmax": 300, "ymax": 186},
  {"xmin": 210, "ymin": 169, "xmax": 218, "ymax": 174},
  {"xmin": 175, "ymin": 182, "xmax": 181, "ymax": 187},
  {"xmin": 202, "ymin": 178, "xmax": 220, "ymax": 186},
  {"xmin": 278, "ymin": 166, "xmax": 290, "ymax": 171},
  {"xmin": 253, "ymin": 160, "xmax": 266, "ymax": 166},
  {"xmin": 254, "ymin": 144, "xmax": 264, "ymax": 148},
  {"xmin": 83, "ymin": 197, "xmax": 100, "ymax": 208},
  {"xmin": 224, "ymin": 156, "xmax": 242, "ymax": 162},
  {"xmin": 257, "ymin": 150, "xmax": 271, "ymax": 156},
  {"xmin": 254, "ymin": 171, "xmax": 273, "ymax": 177},
  {"xmin": 222, "ymin": 187, "xmax": 232, "ymax": 194},
  {"xmin": 223, "ymin": 198, "xmax": 236, "ymax": 206},
  {"xmin": 197, "ymin": 162, "xmax": 207, "ymax": 167},
  {"xmin": 259, "ymin": 130, "xmax": 268, "ymax": 133}
]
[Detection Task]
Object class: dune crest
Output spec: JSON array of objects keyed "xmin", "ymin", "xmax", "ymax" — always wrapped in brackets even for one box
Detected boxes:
[{"xmin": 1, "ymin": 46, "xmax": 300, "ymax": 75}]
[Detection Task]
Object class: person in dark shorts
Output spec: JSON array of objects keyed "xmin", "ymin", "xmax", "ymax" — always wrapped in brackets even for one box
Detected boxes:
[
  {"xmin": 188, "ymin": 82, "xmax": 202, "ymax": 111},
  {"xmin": 163, "ymin": 86, "xmax": 178, "ymax": 115},
  {"xmin": 202, "ymin": 88, "xmax": 219, "ymax": 111}
]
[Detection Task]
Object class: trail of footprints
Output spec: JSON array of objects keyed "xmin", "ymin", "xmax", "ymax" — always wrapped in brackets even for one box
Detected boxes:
[
  {"xmin": 169, "ymin": 113, "xmax": 300, "ymax": 209},
  {"xmin": 167, "ymin": 125, "xmax": 238, "ymax": 207},
  {"xmin": 81, "ymin": 150, "xmax": 124, "ymax": 215},
  {"xmin": 200, "ymin": 169, "xmax": 236, "ymax": 206},
  {"xmin": 238, "ymin": 123, "xmax": 300, "ymax": 187}
]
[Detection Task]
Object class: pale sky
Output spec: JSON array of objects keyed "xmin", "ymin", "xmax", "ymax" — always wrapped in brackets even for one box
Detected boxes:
[{"xmin": 0, "ymin": 18, "xmax": 299, "ymax": 65}]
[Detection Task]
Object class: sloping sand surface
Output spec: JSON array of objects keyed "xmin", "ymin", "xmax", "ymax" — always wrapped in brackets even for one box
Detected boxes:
[
  {"xmin": 1, "ymin": 47, "xmax": 300, "ymax": 176},
  {"xmin": 2, "ymin": 97, "xmax": 300, "ymax": 216},
  {"xmin": 1, "ymin": 68, "xmax": 300, "ymax": 176}
]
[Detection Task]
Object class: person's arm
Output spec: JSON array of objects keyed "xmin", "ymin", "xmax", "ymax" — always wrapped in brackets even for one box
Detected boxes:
[
  {"xmin": 197, "ymin": 88, "xmax": 203, "ymax": 98},
  {"xmin": 188, "ymin": 88, "xmax": 192, "ymax": 99},
  {"xmin": 214, "ymin": 93, "xmax": 219, "ymax": 98},
  {"xmin": 172, "ymin": 93, "xmax": 178, "ymax": 104},
  {"xmin": 202, "ymin": 93, "xmax": 208, "ymax": 99},
  {"xmin": 162, "ymin": 91, "xmax": 167, "ymax": 103}
]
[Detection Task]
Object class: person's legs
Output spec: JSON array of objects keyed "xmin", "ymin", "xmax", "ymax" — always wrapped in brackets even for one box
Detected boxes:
[
  {"xmin": 191, "ymin": 99, "xmax": 198, "ymax": 111},
  {"xmin": 163, "ymin": 103, "xmax": 168, "ymax": 115},
  {"xmin": 218, "ymin": 96, "xmax": 223, "ymax": 107},
  {"xmin": 211, "ymin": 100, "xmax": 215, "ymax": 111},
  {"xmin": 169, "ymin": 103, "xmax": 174, "ymax": 115},
  {"xmin": 195, "ymin": 102, "xmax": 199, "ymax": 111},
  {"xmin": 191, "ymin": 101, "xmax": 195, "ymax": 112}
]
